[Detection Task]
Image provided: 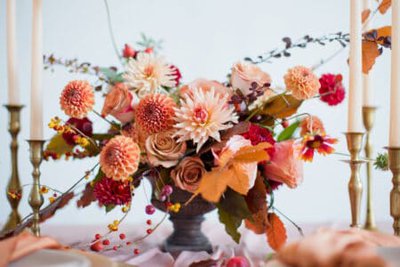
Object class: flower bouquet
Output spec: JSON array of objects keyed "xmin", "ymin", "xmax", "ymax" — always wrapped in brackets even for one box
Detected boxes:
[{"xmin": 43, "ymin": 39, "xmax": 343, "ymax": 254}]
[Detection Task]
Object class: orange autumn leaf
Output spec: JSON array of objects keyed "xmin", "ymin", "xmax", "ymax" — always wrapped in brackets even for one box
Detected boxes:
[
  {"xmin": 362, "ymin": 40, "xmax": 380, "ymax": 74},
  {"xmin": 266, "ymin": 213, "xmax": 287, "ymax": 251},
  {"xmin": 196, "ymin": 141, "xmax": 271, "ymax": 203},
  {"xmin": 362, "ymin": 9, "xmax": 371, "ymax": 24},
  {"xmin": 379, "ymin": 0, "xmax": 391, "ymax": 14}
]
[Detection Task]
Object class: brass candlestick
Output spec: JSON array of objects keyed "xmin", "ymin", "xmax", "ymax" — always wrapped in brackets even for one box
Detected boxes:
[
  {"xmin": 388, "ymin": 147, "xmax": 400, "ymax": 236},
  {"xmin": 28, "ymin": 140, "xmax": 45, "ymax": 237},
  {"xmin": 2, "ymin": 105, "xmax": 24, "ymax": 232},
  {"xmin": 344, "ymin": 132, "xmax": 365, "ymax": 228},
  {"xmin": 362, "ymin": 106, "xmax": 377, "ymax": 231}
]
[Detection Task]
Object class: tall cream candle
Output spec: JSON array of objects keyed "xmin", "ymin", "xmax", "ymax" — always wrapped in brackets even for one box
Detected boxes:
[
  {"xmin": 30, "ymin": 0, "xmax": 43, "ymax": 140},
  {"xmin": 389, "ymin": 0, "xmax": 400, "ymax": 147},
  {"xmin": 362, "ymin": 0, "xmax": 373, "ymax": 107},
  {"xmin": 348, "ymin": 0, "xmax": 363, "ymax": 132},
  {"xmin": 6, "ymin": 0, "xmax": 19, "ymax": 105}
]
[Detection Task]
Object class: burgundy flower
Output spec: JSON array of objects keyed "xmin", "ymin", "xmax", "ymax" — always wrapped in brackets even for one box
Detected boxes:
[
  {"xmin": 319, "ymin": 73, "xmax": 345, "ymax": 106},
  {"xmin": 169, "ymin": 65, "xmax": 182, "ymax": 86},
  {"xmin": 62, "ymin": 117, "xmax": 93, "ymax": 146},
  {"xmin": 242, "ymin": 124, "xmax": 276, "ymax": 156},
  {"xmin": 93, "ymin": 178, "xmax": 132, "ymax": 206}
]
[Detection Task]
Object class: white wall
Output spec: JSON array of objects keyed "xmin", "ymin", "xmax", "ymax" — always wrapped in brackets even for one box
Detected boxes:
[{"xmin": 0, "ymin": 0, "xmax": 393, "ymax": 229}]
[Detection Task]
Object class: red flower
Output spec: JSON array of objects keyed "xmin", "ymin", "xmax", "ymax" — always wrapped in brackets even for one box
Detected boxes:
[
  {"xmin": 170, "ymin": 65, "xmax": 182, "ymax": 86},
  {"xmin": 93, "ymin": 178, "xmax": 132, "ymax": 206},
  {"xmin": 299, "ymin": 134, "xmax": 338, "ymax": 162},
  {"xmin": 122, "ymin": 44, "xmax": 136, "ymax": 58},
  {"xmin": 319, "ymin": 74, "xmax": 345, "ymax": 106},
  {"xmin": 62, "ymin": 117, "xmax": 93, "ymax": 146},
  {"xmin": 242, "ymin": 124, "xmax": 275, "ymax": 156}
]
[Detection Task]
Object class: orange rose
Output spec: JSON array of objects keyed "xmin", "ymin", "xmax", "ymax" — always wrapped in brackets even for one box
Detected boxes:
[
  {"xmin": 179, "ymin": 79, "xmax": 230, "ymax": 98},
  {"xmin": 231, "ymin": 62, "xmax": 271, "ymax": 96},
  {"xmin": 171, "ymin": 157, "xmax": 205, "ymax": 193},
  {"xmin": 263, "ymin": 140, "xmax": 303, "ymax": 188},
  {"xmin": 101, "ymin": 83, "xmax": 138, "ymax": 123}
]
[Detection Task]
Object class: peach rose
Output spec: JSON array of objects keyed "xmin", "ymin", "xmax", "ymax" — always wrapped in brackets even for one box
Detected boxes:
[
  {"xmin": 179, "ymin": 79, "xmax": 231, "ymax": 98},
  {"xmin": 101, "ymin": 83, "xmax": 138, "ymax": 123},
  {"xmin": 263, "ymin": 140, "xmax": 303, "ymax": 188},
  {"xmin": 171, "ymin": 157, "xmax": 205, "ymax": 193},
  {"xmin": 231, "ymin": 62, "xmax": 272, "ymax": 96},
  {"xmin": 145, "ymin": 131, "xmax": 187, "ymax": 168}
]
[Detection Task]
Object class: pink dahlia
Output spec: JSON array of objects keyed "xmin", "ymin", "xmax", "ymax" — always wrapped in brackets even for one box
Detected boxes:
[
  {"xmin": 319, "ymin": 73, "xmax": 345, "ymax": 106},
  {"xmin": 135, "ymin": 93, "xmax": 176, "ymax": 134},
  {"xmin": 60, "ymin": 80, "xmax": 95, "ymax": 118},
  {"xmin": 62, "ymin": 117, "xmax": 93, "ymax": 146},
  {"xmin": 93, "ymin": 178, "xmax": 131, "ymax": 206},
  {"xmin": 99, "ymin": 136, "xmax": 140, "ymax": 181},
  {"xmin": 242, "ymin": 124, "xmax": 276, "ymax": 157},
  {"xmin": 284, "ymin": 66, "xmax": 320, "ymax": 100}
]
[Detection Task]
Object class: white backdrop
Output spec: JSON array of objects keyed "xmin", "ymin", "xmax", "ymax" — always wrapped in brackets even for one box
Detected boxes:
[{"xmin": 0, "ymin": 0, "xmax": 394, "ymax": 229}]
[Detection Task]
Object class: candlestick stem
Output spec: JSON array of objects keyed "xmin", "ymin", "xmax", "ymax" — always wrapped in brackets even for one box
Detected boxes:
[
  {"xmin": 2, "ymin": 105, "xmax": 24, "ymax": 232},
  {"xmin": 344, "ymin": 132, "xmax": 365, "ymax": 228},
  {"xmin": 362, "ymin": 106, "xmax": 378, "ymax": 231},
  {"xmin": 388, "ymin": 147, "xmax": 400, "ymax": 236},
  {"xmin": 28, "ymin": 140, "xmax": 45, "ymax": 237}
]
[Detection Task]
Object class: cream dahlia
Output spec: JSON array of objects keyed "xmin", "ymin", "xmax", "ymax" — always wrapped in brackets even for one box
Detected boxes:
[
  {"xmin": 60, "ymin": 80, "xmax": 95, "ymax": 118},
  {"xmin": 99, "ymin": 136, "xmax": 140, "ymax": 181},
  {"xmin": 135, "ymin": 93, "xmax": 176, "ymax": 135},
  {"xmin": 284, "ymin": 66, "xmax": 320, "ymax": 100},
  {"xmin": 123, "ymin": 52, "xmax": 177, "ymax": 97},
  {"xmin": 174, "ymin": 87, "xmax": 238, "ymax": 152}
]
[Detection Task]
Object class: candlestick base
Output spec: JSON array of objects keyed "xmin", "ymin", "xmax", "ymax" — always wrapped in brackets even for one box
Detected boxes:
[
  {"xmin": 2, "ymin": 105, "xmax": 24, "ymax": 233},
  {"xmin": 362, "ymin": 106, "xmax": 378, "ymax": 231},
  {"xmin": 344, "ymin": 132, "xmax": 365, "ymax": 228},
  {"xmin": 387, "ymin": 147, "xmax": 400, "ymax": 236},
  {"xmin": 28, "ymin": 139, "xmax": 45, "ymax": 237}
]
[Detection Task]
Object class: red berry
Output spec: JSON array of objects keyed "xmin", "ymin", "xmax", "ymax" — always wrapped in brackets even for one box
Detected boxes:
[
  {"xmin": 113, "ymin": 246, "xmax": 118, "ymax": 251},
  {"xmin": 134, "ymin": 248, "xmax": 140, "ymax": 255},
  {"xmin": 95, "ymin": 233, "xmax": 101, "ymax": 240},
  {"xmin": 165, "ymin": 202, "xmax": 173, "ymax": 208},
  {"xmin": 146, "ymin": 229, "xmax": 153, "ymax": 235},
  {"xmin": 90, "ymin": 241, "xmax": 104, "ymax": 252},
  {"xmin": 119, "ymin": 233, "xmax": 126, "ymax": 240},
  {"xmin": 281, "ymin": 119, "xmax": 289, "ymax": 128},
  {"xmin": 122, "ymin": 44, "xmax": 136, "ymax": 58},
  {"xmin": 145, "ymin": 205, "xmax": 155, "ymax": 215},
  {"xmin": 146, "ymin": 219, "xmax": 152, "ymax": 225},
  {"xmin": 126, "ymin": 241, "xmax": 132, "ymax": 246},
  {"xmin": 226, "ymin": 256, "xmax": 250, "ymax": 267},
  {"xmin": 144, "ymin": 47, "xmax": 153, "ymax": 54},
  {"xmin": 102, "ymin": 239, "xmax": 110, "ymax": 246},
  {"xmin": 162, "ymin": 185, "xmax": 173, "ymax": 196}
]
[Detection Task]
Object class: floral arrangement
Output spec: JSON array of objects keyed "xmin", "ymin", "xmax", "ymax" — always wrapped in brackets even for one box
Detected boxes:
[{"xmin": 41, "ymin": 36, "xmax": 345, "ymax": 253}]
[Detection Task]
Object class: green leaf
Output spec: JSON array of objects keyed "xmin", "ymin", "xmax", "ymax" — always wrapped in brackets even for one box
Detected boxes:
[
  {"xmin": 45, "ymin": 134, "xmax": 74, "ymax": 156},
  {"xmin": 217, "ymin": 189, "xmax": 252, "ymax": 220},
  {"xmin": 91, "ymin": 133, "xmax": 114, "ymax": 141},
  {"xmin": 105, "ymin": 204, "xmax": 116, "ymax": 213},
  {"xmin": 99, "ymin": 67, "xmax": 124, "ymax": 84},
  {"xmin": 217, "ymin": 207, "xmax": 242, "ymax": 243},
  {"xmin": 277, "ymin": 121, "xmax": 300, "ymax": 142},
  {"xmin": 93, "ymin": 169, "xmax": 105, "ymax": 183}
]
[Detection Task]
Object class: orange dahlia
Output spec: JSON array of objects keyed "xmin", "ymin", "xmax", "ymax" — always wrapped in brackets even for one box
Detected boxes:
[
  {"xmin": 99, "ymin": 136, "xmax": 140, "ymax": 181},
  {"xmin": 134, "ymin": 93, "xmax": 176, "ymax": 134},
  {"xmin": 299, "ymin": 116, "xmax": 325, "ymax": 136},
  {"xmin": 60, "ymin": 80, "xmax": 95, "ymax": 118},
  {"xmin": 284, "ymin": 66, "xmax": 320, "ymax": 100},
  {"xmin": 298, "ymin": 134, "xmax": 337, "ymax": 162}
]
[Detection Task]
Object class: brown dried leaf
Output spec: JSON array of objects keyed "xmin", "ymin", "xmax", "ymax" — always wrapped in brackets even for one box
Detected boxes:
[
  {"xmin": 362, "ymin": 9, "xmax": 371, "ymax": 23},
  {"xmin": 378, "ymin": 0, "xmax": 391, "ymax": 14},
  {"xmin": 77, "ymin": 183, "xmax": 96, "ymax": 208},
  {"xmin": 245, "ymin": 175, "xmax": 269, "ymax": 234},
  {"xmin": 260, "ymin": 94, "xmax": 302, "ymax": 119},
  {"xmin": 376, "ymin": 26, "xmax": 392, "ymax": 45},
  {"xmin": 266, "ymin": 213, "xmax": 287, "ymax": 251},
  {"xmin": 362, "ymin": 40, "xmax": 380, "ymax": 74}
]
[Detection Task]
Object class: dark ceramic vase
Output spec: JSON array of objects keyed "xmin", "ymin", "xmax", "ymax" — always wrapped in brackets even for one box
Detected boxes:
[{"xmin": 151, "ymin": 184, "xmax": 216, "ymax": 255}]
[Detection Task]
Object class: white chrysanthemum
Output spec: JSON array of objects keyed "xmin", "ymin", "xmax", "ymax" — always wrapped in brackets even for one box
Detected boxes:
[
  {"xmin": 174, "ymin": 87, "xmax": 238, "ymax": 152},
  {"xmin": 123, "ymin": 52, "xmax": 177, "ymax": 97}
]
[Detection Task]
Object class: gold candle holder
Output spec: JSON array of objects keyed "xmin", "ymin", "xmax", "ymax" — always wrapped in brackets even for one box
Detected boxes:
[
  {"xmin": 362, "ymin": 106, "xmax": 378, "ymax": 231},
  {"xmin": 2, "ymin": 105, "xmax": 24, "ymax": 232},
  {"xmin": 388, "ymin": 147, "xmax": 400, "ymax": 236},
  {"xmin": 28, "ymin": 140, "xmax": 45, "ymax": 237},
  {"xmin": 344, "ymin": 132, "xmax": 365, "ymax": 228}
]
